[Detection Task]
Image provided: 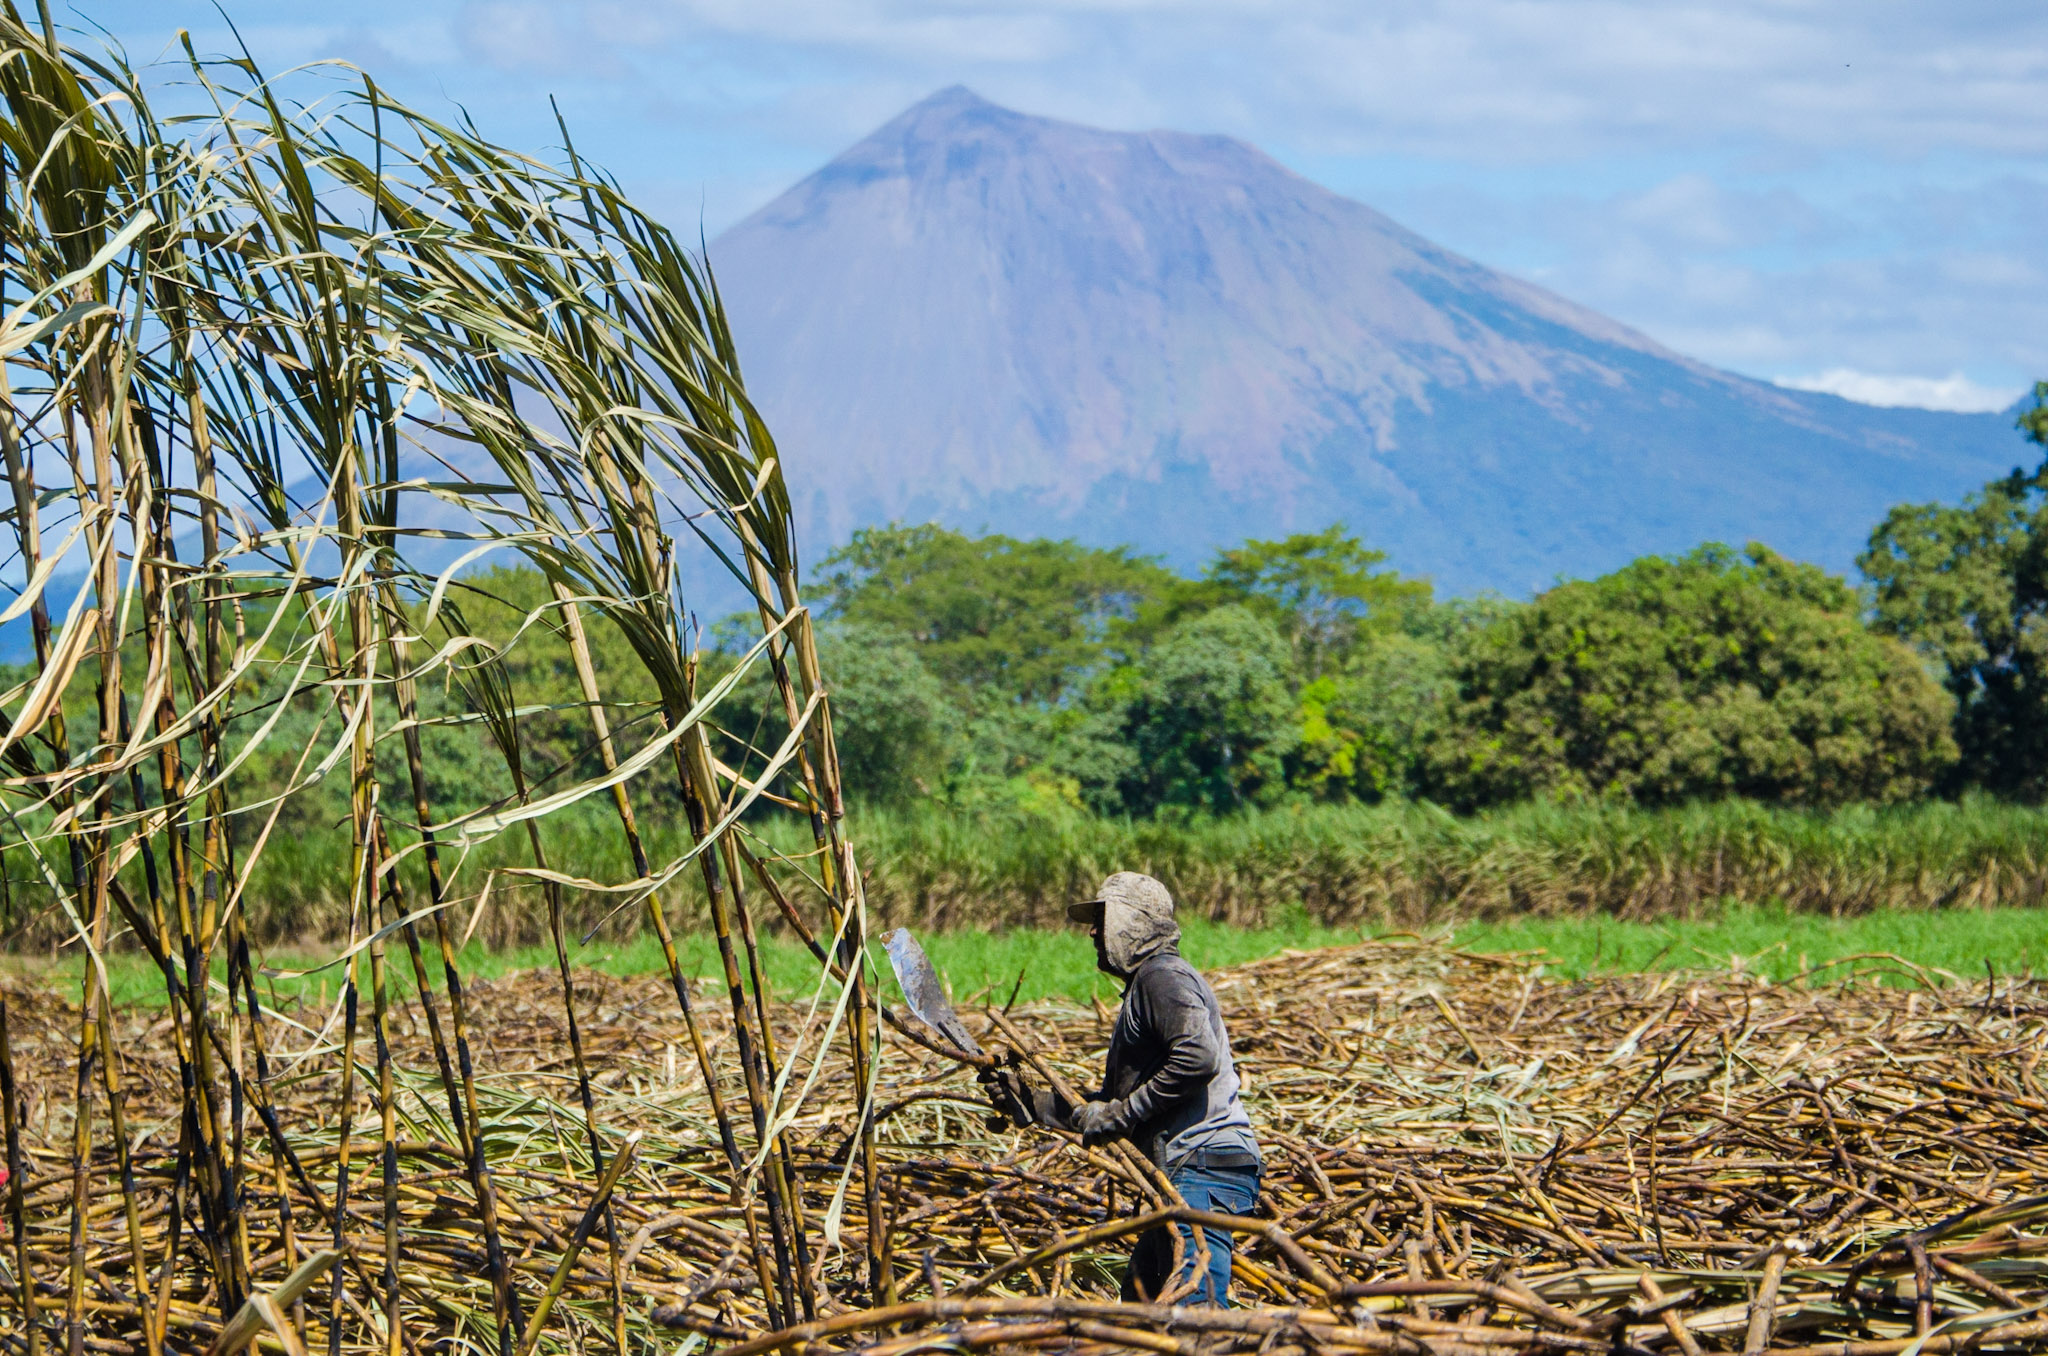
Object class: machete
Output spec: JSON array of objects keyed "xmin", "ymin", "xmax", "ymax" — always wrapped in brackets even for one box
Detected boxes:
[
  {"xmin": 880, "ymin": 927, "xmax": 987, "ymax": 1060},
  {"xmin": 881, "ymin": 927, "xmax": 1022, "ymax": 1131}
]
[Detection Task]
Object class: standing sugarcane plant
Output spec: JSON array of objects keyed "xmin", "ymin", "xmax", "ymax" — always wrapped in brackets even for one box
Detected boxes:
[{"xmin": 0, "ymin": 5, "xmax": 890, "ymax": 1350}]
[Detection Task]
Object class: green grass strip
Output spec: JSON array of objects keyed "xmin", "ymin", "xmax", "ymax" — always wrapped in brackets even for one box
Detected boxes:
[{"xmin": 13, "ymin": 900, "xmax": 2045, "ymax": 1010}]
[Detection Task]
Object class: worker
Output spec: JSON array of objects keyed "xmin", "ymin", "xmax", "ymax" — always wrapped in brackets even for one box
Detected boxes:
[{"xmin": 980, "ymin": 872, "xmax": 1263, "ymax": 1306}]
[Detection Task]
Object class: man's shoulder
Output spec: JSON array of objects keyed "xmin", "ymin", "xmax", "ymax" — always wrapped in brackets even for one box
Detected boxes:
[
  {"xmin": 1130, "ymin": 950, "xmax": 1211, "ymax": 1000},
  {"xmin": 1131, "ymin": 947, "xmax": 1195, "ymax": 976}
]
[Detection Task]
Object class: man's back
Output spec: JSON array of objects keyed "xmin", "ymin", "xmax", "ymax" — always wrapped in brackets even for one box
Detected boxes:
[{"xmin": 1104, "ymin": 949, "xmax": 1261, "ymax": 1171}]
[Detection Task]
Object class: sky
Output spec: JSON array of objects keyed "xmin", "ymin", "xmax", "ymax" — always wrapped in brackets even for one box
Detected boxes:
[{"xmin": 69, "ymin": 0, "xmax": 2048, "ymax": 413}]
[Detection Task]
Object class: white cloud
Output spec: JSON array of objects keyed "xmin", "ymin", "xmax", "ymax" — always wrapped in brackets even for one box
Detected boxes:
[
  {"xmin": 457, "ymin": 2, "xmax": 625, "ymax": 76},
  {"xmin": 107, "ymin": 1, "xmax": 2048, "ymax": 173},
  {"xmin": 73, "ymin": 0, "xmax": 2048, "ymax": 400},
  {"xmin": 1773, "ymin": 370, "xmax": 2026, "ymax": 414},
  {"xmin": 582, "ymin": 0, "xmax": 2048, "ymax": 161}
]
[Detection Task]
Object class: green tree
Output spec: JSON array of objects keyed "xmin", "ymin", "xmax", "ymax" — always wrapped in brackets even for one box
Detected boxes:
[
  {"xmin": 1425, "ymin": 543, "xmax": 1956, "ymax": 809},
  {"xmin": 705, "ymin": 618, "xmax": 961, "ymax": 806},
  {"xmin": 811, "ymin": 623, "xmax": 959, "ymax": 803},
  {"xmin": 1202, "ymin": 524, "xmax": 1430, "ymax": 678},
  {"xmin": 1279, "ymin": 594, "xmax": 1510, "ymax": 803},
  {"xmin": 814, "ymin": 523, "xmax": 1175, "ymax": 704},
  {"xmin": 1290, "ymin": 634, "xmax": 1455, "ymax": 801},
  {"xmin": 1861, "ymin": 382, "xmax": 2048, "ymax": 795},
  {"xmin": 2020, "ymin": 380, "xmax": 2048, "ymax": 448},
  {"xmin": 946, "ymin": 702, "xmax": 1138, "ymax": 814},
  {"xmin": 1117, "ymin": 606, "xmax": 1298, "ymax": 813}
]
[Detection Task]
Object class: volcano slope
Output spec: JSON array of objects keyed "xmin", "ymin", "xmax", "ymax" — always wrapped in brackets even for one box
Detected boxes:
[{"xmin": 713, "ymin": 88, "xmax": 2018, "ymax": 595}]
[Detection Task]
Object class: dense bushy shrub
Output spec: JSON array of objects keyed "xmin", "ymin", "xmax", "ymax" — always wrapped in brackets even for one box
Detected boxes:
[
  {"xmin": 1862, "ymin": 386, "xmax": 2048, "ymax": 798},
  {"xmin": 1116, "ymin": 605, "xmax": 1298, "ymax": 812},
  {"xmin": 1423, "ymin": 544, "xmax": 1957, "ymax": 809}
]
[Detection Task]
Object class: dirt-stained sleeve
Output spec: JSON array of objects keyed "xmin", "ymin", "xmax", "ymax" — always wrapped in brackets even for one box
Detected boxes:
[{"xmin": 1114, "ymin": 962, "xmax": 1223, "ymax": 1129}]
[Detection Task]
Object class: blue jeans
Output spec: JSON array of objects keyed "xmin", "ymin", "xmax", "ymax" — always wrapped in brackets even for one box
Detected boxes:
[{"xmin": 1122, "ymin": 1162, "xmax": 1261, "ymax": 1307}]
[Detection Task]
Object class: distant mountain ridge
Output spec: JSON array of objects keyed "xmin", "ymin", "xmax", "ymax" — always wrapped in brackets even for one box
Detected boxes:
[{"xmin": 713, "ymin": 87, "xmax": 2016, "ymax": 596}]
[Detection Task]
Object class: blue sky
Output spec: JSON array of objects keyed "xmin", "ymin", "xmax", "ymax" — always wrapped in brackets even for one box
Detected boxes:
[{"xmin": 72, "ymin": 0, "xmax": 2048, "ymax": 412}]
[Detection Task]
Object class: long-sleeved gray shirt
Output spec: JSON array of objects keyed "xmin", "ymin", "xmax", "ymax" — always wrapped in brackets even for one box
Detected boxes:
[{"xmin": 1095, "ymin": 946, "xmax": 1261, "ymax": 1170}]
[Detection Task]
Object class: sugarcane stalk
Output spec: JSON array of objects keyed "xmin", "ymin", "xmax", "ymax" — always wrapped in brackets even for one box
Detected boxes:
[
  {"xmin": 368, "ymin": 889, "xmax": 403, "ymax": 1356},
  {"xmin": 512, "ymin": 1133, "xmax": 639, "ymax": 1356},
  {"xmin": 713, "ymin": 817, "xmax": 816, "ymax": 1320},
  {"xmin": 88, "ymin": 979, "xmax": 159, "ymax": 1356},
  {"xmin": 0, "ymin": 999, "xmax": 40, "ymax": 1356},
  {"xmin": 327, "ymin": 955, "xmax": 360, "ymax": 1356},
  {"xmin": 675, "ymin": 724, "xmax": 800, "ymax": 1324},
  {"xmin": 534, "ymin": 826, "xmax": 630, "ymax": 1354},
  {"xmin": 379, "ymin": 595, "xmax": 524, "ymax": 1356},
  {"xmin": 747, "ymin": 551, "xmax": 889, "ymax": 1305},
  {"xmin": 552, "ymin": 589, "xmax": 757, "ymax": 1259}
]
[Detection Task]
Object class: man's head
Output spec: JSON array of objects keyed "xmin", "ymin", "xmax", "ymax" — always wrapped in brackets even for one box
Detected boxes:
[{"xmin": 1066, "ymin": 871, "xmax": 1179, "ymax": 978}]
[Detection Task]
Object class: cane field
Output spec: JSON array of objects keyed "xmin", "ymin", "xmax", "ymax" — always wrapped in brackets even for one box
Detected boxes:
[{"xmin": 22, "ymin": 792, "xmax": 2048, "ymax": 1008}]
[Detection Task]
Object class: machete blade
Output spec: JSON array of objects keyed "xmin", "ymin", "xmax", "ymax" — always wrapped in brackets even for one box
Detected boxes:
[{"xmin": 881, "ymin": 927, "xmax": 984, "ymax": 1057}]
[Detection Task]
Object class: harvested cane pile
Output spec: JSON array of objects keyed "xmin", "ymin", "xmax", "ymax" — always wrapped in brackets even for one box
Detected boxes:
[{"xmin": 4, "ymin": 937, "xmax": 2048, "ymax": 1355}]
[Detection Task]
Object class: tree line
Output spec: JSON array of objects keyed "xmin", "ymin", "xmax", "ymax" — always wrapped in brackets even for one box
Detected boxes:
[
  {"xmin": 86, "ymin": 382, "xmax": 2046, "ymax": 841},
  {"xmin": 732, "ymin": 382, "xmax": 2048, "ymax": 817}
]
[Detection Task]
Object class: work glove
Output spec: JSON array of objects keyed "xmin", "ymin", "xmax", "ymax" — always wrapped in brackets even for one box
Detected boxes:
[
  {"xmin": 977, "ymin": 1065, "xmax": 1030, "ymax": 1124},
  {"xmin": 978, "ymin": 1066, "xmax": 1064, "ymax": 1130},
  {"xmin": 1071, "ymin": 1098, "xmax": 1127, "ymax": 1146}
]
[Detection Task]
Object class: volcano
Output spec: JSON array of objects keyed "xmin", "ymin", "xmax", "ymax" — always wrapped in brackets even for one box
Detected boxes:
[{"xmin": 711, "ymin": 87, "xmax": 2018, "ymax": 595}]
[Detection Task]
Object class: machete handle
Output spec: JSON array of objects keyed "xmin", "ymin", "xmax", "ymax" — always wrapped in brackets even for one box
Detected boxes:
[
  {"xmin": 981, "ymin": 1005, "xmax": 1189, "ymax": 1209},
  {"xmin": 880, "ymin": 1002, "xmax": 996, "ymax": 1068}
]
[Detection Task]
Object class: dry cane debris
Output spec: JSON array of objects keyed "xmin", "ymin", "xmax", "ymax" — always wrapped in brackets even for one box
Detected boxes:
[{"xmin": 0, "ymin": 937, "xmax": 2045, "ymax": 1356}]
